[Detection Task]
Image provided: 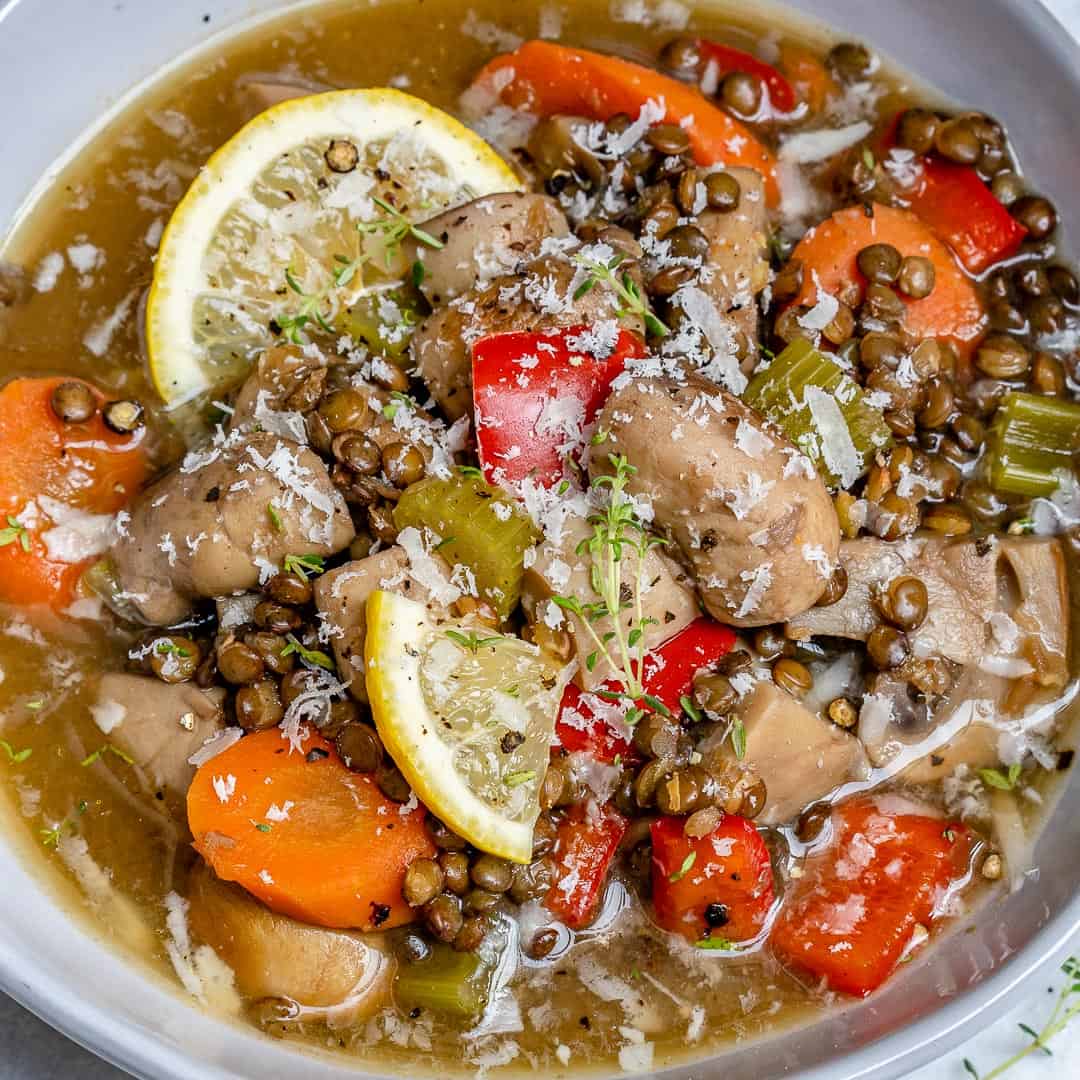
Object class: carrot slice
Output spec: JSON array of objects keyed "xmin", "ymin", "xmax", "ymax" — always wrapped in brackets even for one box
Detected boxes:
[
  {"xmin": 789, "ymin": 204, "xmax": 987, "ymax": 360},
  {"xmin": 472, "ymin": 40, "xmax": 779, "ymax": 205},
  {"xmin": 0, "ymin": 377, "xmax": 146, "ymax": 609},
  {"xmin": 188, "ymin": 729, "xmax": 436, "ymax": 931}
]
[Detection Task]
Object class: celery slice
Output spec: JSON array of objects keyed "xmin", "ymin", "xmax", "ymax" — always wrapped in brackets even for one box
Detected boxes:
[
  {"xmin": 393, "ymin": 472, "xmax": 539, "ymax": 618},
  {"xmin": 394, "ymin": 945, "xmax": 488, "ymax": 1017},
  {"xmin": 987, "ymin": 391, "xmax": 1080, "ymax": 497},
  {"xmin": 743, "ymin": 339, "xmax": 893, "ymax": 487}
]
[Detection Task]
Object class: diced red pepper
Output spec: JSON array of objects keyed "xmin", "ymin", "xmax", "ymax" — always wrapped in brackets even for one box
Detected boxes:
[
  {"xmin": 472, "ymin": 40, "xmax": 780, "ymax": 205},
  {"xmin": 473, "ymin": 325, "xmax": 646, "ymax": 489},
  {"xmin": 770, "ymin": 798, "xmax": 973, "ymax": 996},
  {"xmin": 881, "ymin": 113, "xmax": 1026, "ymax": 274},
  {"xmin": 696, "ymin": 39, "xmax": 797, "ymax": 114},
  {"xmin": 650, "ymin": 815, "xmax": 775, "ymax": 944},
  {"xmin": 555, "ymin": 618, "xmax": 737, "ymax": 763},
  {"xmin": 545, "ymin": 803, "xmax": 629, "ymax": 929}
]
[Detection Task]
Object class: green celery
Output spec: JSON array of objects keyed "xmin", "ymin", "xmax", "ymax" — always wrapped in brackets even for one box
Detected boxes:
[
  {"xmin": 743, "ymin": 339, "xmax": 893, "ymax": 486},
  {"xmin": 986, "ymin": 391, "xmax": 1080, "ymax": 497},
  {"xmin": 394, "ymin": 472, "xmax": 539, "ymax": 618},
  {"xmin": 393, "ymin": 945, "xmax": 488, "ymax": 1017}
]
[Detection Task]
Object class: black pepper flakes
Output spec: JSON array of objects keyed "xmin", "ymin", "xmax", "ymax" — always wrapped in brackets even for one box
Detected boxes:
[{"xmin": 370, "ymin": 902, "xmax": 391, "ymax": 927}]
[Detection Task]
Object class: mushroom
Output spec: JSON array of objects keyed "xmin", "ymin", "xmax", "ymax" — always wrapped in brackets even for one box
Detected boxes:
[
  {"xmin": 590, "ymin": 371, "xmax": 840, "ymax": 626},
  {"xmin": 693, "ymin": 166, "xmax": 771, "ymax": 362},
  {"xmin": 788, "ymin": 534, "xmax": 1069, "ymax": 678},
  {"xmin": 403, "ymin": 191, "xmax": 570, "ymax": 305},
  {"xmin": 186, "ymin": 861, "xmax": 393, "ymax": 1025},
  {"xmin": 411, "ymin": 252, "xmax": 645, "ymax": 421},
  {"xmin": 703, "ymin": 680, "xmax": 868, "ymax": 826},
  {"xmin": 110, "ymin": 430, "xmax": 355, "ymax": 625},
  {"xmin": 93, "ymin": 673, "xmax": 225, "ymax": 803},
  {"xmin": 313, "ymin": 547, "xmax": 448, "ymax": 701}
]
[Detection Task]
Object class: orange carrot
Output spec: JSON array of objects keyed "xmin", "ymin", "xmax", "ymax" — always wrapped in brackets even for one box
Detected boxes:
[
  {"xmin": 789, "ymin": 205, "xmax": 987, "ymax": 360},
  {"xmin": 777, "ymin": 43, "xmax": 837, "ymax": 114},
  {"xmin": 472, "ymin": 40, "xmax": 779, "ymax": 205},
  {"xmin": 0, "ymin": 377, "xmax": 146, "ymax": 609},
  {"xmin": 188, "ymin": 728, "xmax": 435, "ymax": 931}
]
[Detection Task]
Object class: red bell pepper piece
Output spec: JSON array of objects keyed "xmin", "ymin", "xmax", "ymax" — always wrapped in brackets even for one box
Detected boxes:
[
  {"xmin": 472, "ymin": 40, "xmax": 780, "ymax": 205},
  {"xmin": 696, "ymin": 39, "xmax": 797, "ymax": 114},
  {"xmin": 770, "ymin": 799, "xmax": 973, "ymax": 996},
  {"xmin": 555, "ymin": 618, "xmax": 737, "ymax": 763},
  {"xmin": 546, "ymin": 803, "xmax": 629, "ymax": 929},
  {"xmin": 473, "ymin": 325, "xmax": 645, "ymax": 489},
  {"xmin": 650, "ymin": 814, "xmax": 775, "ymax": 944},
  {"xmin": 880, "ymin": 113, "xmax": 1026, "ymax": 274}
]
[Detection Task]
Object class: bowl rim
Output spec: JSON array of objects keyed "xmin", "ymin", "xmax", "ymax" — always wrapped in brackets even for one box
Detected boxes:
[{"xmin": 1, "ymin": 1, "xmax": 1080, "ymax": 1078}]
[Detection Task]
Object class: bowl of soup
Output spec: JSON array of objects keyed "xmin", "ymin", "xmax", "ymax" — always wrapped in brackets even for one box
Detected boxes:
[{"xmin": 1, "ymin": 0, "xmax": 1079, "ymax": 1077}]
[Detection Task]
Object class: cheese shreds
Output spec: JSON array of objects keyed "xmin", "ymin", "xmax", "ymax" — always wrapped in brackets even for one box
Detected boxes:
[
  {"xmin": 803, "ymin": 385, "xmax": 861, "ymax": 488},
  {"xmin": 779, "ymin": 121, "xmax": 872, "ymax": 164}
]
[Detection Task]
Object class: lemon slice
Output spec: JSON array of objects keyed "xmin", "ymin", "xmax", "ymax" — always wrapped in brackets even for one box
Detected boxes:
[
  {"xmin": 365, "ymin": 590, "xmax": 569, "ymax": 863},
  {"xmin": 147, "ymin": 88, "xmax": 521, "ymax": 409}
]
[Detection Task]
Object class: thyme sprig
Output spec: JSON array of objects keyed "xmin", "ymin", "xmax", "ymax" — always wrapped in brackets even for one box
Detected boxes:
[
  {"xmin": 357, "ymin": 195, "xmax": 444, "ymax": 266},
  {"xmin": 275, "ymin": 253, "xmax": 364, "ymax": 344},
  {"xmin": 283, "ymin": 553, "xmax": 326, "ymax": 581},
  {"xmin": 963, "ymin": 957, "xmax": 1080, "ymax": 1078},
  {"xmin": 445, "ymin": 629, "xmax": 503, "ymax": 654},
  {"xmin": 552, "ymin": 454, "xmax": 667, "ymax": 722},
  {"xmin": 571, "ymin": 251, "xmax": 669, "ymax": 338},
  {"xmin": 0, "ymin": 515, "xmax": 31, "ymax": 552}
]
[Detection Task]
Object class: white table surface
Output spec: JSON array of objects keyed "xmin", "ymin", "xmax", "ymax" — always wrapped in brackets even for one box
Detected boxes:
[{"xmin": 2, "ymin": 1, "xmax": 1080, "ymax": 1077}]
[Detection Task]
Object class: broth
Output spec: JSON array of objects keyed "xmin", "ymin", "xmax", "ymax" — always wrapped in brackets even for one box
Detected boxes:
[{"xmin": 0, "ymin": 1, "xmax": 1077, "ymax": 1076}]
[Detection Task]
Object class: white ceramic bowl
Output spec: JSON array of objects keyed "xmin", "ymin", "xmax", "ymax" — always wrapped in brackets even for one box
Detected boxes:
[{"xmin": 2, "ymin": 1, "xmax": 1080, "ymax": 1077}]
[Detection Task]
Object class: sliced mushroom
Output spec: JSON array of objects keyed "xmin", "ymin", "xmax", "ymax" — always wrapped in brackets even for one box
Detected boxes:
[
  {"xmin": 403, "ymin": 192, "xmax": 570, "ymax": 305},
  {"xmin": 111, "ymin": 431, "xmax": 355, "ymax": 625},
  {"xmin": 94, "ymin": 673, "xmax": 225, "ymax": 803},
  {"xmin": 703, "ymin": 680, "xmax": 868, "ymax": 826},
  {"xmin": 186, "ymin": 861, "xmax": 393, "ymax": 1024},
  {"xmin": 313, "ymin": 547, "xmax": 448, "ymax": 701},
  {"xmin": 523, "ymin": 513, "xmax": 698, "ymax": 691},
  {"xmin": 788, "ymin": 535, "xmax": 1068, "ymax": 676},
  {"xmin": 694, "ymin": 166, "xmax": 770, "ymax": 361},
  {"xmin": 590, "ymin": 372, "xmax": 839, "ymax": 626}
]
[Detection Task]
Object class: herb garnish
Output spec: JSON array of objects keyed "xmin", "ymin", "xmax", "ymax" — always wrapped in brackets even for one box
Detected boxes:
[
  {"xmin": 0, "ymin": 516, "xmax": 30, "ymax": 552},
  {"xmin": 694, "ymin": 936, "xmax": 735, "ymax": 951},
  {"xmin": 963, "ymin": 957, "xmax": 1080, "ymax": 1078},
  {"xmin": 283, "ymin": 553, "xmax": 326, "ymax": 580},
  {"xmin": 730, "ymin": 718, "xmax": 747, "ymax": 761},
  {"xmin": 0, "ymin": 739, "xmax": 32, "ymax": 765},
  {"xmin": 266, "ymin": 502, "xmax": 284, "ymax": 532},
  {"xmin": 504, "ymin": 770, "xmax": 536, "ymax": 788},
  {"xmin": 551, "ymin": 454, "xmax": 668, "ymax": 724},
  {"xmin": 357, "ymin": 195, "xmax": 444, "ymax": 266},
  {"xmin": 445, "ymin": 629, "xmax": 503, "ymax": 654},
  {"xmin": 80, "ymin": 743, "xmax": 135, "ymax": 768},
  {"xmin": 979, "ymin": 763, "xmax": 1022, "ymax": 791},
  {"xmin": 280, "ymin": 633, "xmax": 335, "ymax": 670},
  {"xmin": 571, "ymin": 251, "xmax": 669, "ymax": 338},
  {"xmin": 669, "ymin": 851, "xmax": 696, "ymax": 883},
  {"xmin": 275, "ymin": 254, "xmax": 363, "ymax": 344},
  {"xmin": 41, "ymin": 800, "xmax": 88, "ymax": 848}
]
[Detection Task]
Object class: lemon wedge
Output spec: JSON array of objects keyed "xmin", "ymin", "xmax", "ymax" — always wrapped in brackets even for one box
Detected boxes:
[
  {"xmin": 365, "ymin": 590, "xmax": 569, "ymax": 863},
  {"xmin": 147, "ymin": 88, "xmax": 521, "ymax": 409}
]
